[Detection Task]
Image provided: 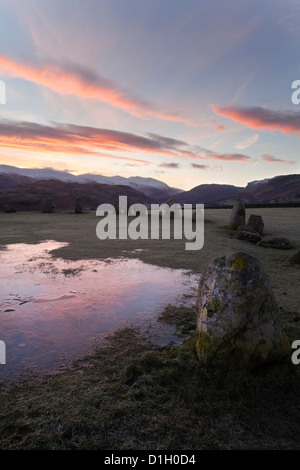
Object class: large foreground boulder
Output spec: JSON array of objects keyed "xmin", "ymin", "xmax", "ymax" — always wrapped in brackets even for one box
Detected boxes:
[
  {"xmin": 196, "ymin": 252, "xmax": 290, "ymax": 369},
  {"xmin": 229, "ymin": 199, "xmax": 245, "ymax": 230}
]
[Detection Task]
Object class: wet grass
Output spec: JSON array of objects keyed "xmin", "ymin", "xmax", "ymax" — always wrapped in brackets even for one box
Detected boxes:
[
  {"xmin": 0, "ymin": 209, "xmax": 299, "ymax": 309},
  {"xmin": 0, "ymin": 209, "xmax": 299, "ymax": 449},
  {"xmin": 61, "ymin": 267, "xmax": 84, "ymax": 276},
  {"xmin": 0, "ymin": 312, "xmax": 299, "ymax": 450}
]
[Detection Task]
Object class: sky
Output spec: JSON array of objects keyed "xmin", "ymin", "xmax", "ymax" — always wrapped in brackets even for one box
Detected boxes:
[{"xmin": 0, "ymin": 0, "xmax": 299, "ymax": 191}]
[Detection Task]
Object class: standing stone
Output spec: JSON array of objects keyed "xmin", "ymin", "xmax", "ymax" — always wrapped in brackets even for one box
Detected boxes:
[
  {"xmin": 74, "ymin": 196, "xmax": 84, "ymax": 214},
  {"xmin": 42, "ymin": 195, "xmax": 55, "ymax": 213},
  {"xmin": 245, "ymin": 214, "xmax": 264, "ymax": 235},
  {"xmin": 166, "ymin": 197, "xmax": 181, "ymax": 219},
  {"xmin": 229, "ymin": 199, "xmax": 245, "ymax": 229},
  {"xmin": 196, "ymin": 251, "xmax": 290, "ymax": 369},
  {"xmin": 3, "ymin": 206, "xmax": 17, "ymax": 213},
  {"xmin": 166, "ymin": 197, "xmax": 178, "ymax": 206}
]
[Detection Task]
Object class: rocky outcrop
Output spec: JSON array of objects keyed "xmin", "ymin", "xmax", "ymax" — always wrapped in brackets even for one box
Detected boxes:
[{"xmin": 196, "ymin": 252, "xmax": 290, "ymax": 369}]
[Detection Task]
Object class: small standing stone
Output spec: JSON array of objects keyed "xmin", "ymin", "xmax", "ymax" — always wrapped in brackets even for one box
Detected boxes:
[
  {"xmin": 74, "ymin": 196, "xmax": 84, "ymax": 214},
  {"xmin": 3, "ymin": 206, "xmax": 17, "ymax": 213},
  {"xmin": 166, "ymin": 197, "xmax": 181, "ymax": 219},
  {"xmin": 42, "ymin": 195, "xmax": 55, "ymax": 213}
]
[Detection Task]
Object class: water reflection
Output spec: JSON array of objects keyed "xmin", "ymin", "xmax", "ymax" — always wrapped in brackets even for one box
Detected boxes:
[{"xmin": 0, "ymin": 241, "xmax": 197, "ymax": 379}]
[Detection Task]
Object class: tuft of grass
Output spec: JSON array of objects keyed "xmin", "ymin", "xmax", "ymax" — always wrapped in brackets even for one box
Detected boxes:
[
  {"xmin": 61, "ymin": 267, "xmax": 84, "ymax": 276},
  {"xmin": 157, "ymin": 304, "xmax": 197, "ymax": 337}
]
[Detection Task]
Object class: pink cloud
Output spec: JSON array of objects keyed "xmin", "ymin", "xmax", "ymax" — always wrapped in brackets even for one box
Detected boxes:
[
  {"xmin": 211, "ymin": 104, "xmax": 300, "ymax": 135},
  {"xmin": 201, "ymin": 147, "xmax": 251, "ymax": 162},
  {"xmin": 0, "ymin": 119, "xmax": 254, "ymax": 165},
  {"xmin": 214, "ymin": 124, "xmax": 225, "ymax": 131},
  {"xmin": 0, "ymin": 54, "xmax": 196, "ymax": 126},
  {"xmin": 191, "ymin": 163, "xmax": 209, "ymax": 169},
  {"xmin": 262, "ymin": 154, "xmax": 295, "ymax": 165},
  {"xmin": 209, "ymin": 152, "xmax": 250, "ymax": 162},
  {"xmin": 0, "ymin": 119, "xmax": 201, "ymax": 162}
]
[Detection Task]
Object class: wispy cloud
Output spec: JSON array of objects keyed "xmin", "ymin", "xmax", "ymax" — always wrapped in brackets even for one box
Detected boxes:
[
  {"xmin": 200, "ymin": 148, "xmax": 251, "ymax": 162},
  {"xmin": 262, "ymin": 154, "xmax": 296, "ymax": 165},
  {"xmin": 0, "ymin": 54, "xmax": 196, "ymax": 125},
  {"xmin": 191, "ymin": 163, "xmax": 209, "ymax": 169},
  {"xmin": 159, "ymin": 162, "xmax": 180, "ymax": 169},
  {"xmin": 211, "ymin": 104, "xmax": 300, "ymax": 135},
  {"xmin": 235, "ymin": 134, "xmax": 259, "ymax": 149}
]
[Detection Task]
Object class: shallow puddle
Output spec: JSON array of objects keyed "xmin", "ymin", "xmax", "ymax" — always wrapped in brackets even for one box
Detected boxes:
[{"xmin": 0, "ymin": 241, "xmax": 198, "ymax": 380}]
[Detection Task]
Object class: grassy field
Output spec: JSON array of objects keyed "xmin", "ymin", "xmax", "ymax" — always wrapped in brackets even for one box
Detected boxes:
[{"xmin": 0, "ymin": 208, "xmax": 299, "ymax": 449}]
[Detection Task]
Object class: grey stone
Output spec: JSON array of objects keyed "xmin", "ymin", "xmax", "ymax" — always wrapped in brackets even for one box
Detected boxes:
[
  {"xmin": 229, "ymin": 199, "xmax": 245, "ymax": 230},
  {"xmin": 196, "ymin": 251, "xmax": 290, "ymax": 369},
  {"xmin": 234, "ymin": 229, "xmax": 262, "ymax": 243},
  {"xmin": 42, "ymin": 195, "xmax": 55, "ymax": 213},
  {"xmin": 166, "ymin": 197, "xmax": 181, "ymax": 219},
  {"xmin": 74, "ymin": 196, "xmax": 84, "ymax": 214},
  {"xmin": 245, "ymin": 214, "xmax": 264, "ymax": 235},
  {"xmin": 257, "ymin": 235, "xmax": 291, "ymax": 249}
]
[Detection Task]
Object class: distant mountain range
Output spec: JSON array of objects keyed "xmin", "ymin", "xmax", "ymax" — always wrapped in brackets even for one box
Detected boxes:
[
  {"xmin": 0, "ymin": 165, "xmax": 179, "ymax": 201},
  {"xmin": 0, "ymin": 165, "xmax": 299, "ymax": 211},
  {"xmin": 174, "ymin": 174, "xmax": 300, "ymax": 207}
]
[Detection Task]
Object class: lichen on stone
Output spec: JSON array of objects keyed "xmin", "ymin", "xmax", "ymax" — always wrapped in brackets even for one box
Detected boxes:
[{"xmin": 196, "ymin": 251, "xmax": 290, "ymax": 369}]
